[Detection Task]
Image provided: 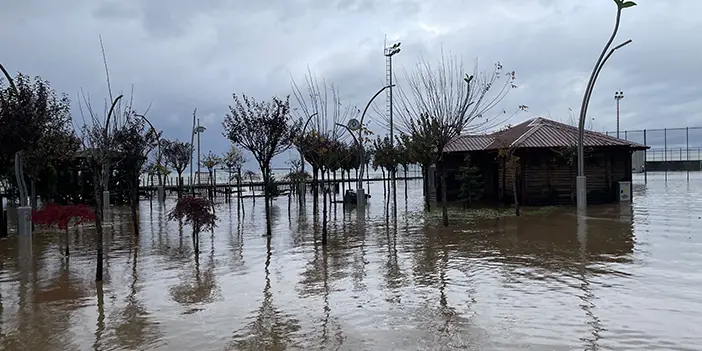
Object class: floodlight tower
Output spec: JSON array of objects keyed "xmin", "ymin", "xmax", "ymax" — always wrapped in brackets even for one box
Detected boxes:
[{"xmin": 384, "ymin": 39, "xmax": 401, "ymax": 213}]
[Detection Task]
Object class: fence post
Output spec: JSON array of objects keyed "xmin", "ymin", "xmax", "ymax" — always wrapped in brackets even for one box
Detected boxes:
[
  {"xmin": 664, "ymin": 128, "xmax": 667, "ymax": 182},
  {"xmin": 644, "ymin": 129, "xmax": 655, "ymax": 184}
]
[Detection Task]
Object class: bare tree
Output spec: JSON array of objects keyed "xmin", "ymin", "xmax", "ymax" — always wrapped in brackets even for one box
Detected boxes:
[
  {"xmin": 396, "ymin": 51, "xmax": 524, "ymax": 226},
  {"xmin": 222, "ymin": 94, "xmax": 299, "ymax": 236}
]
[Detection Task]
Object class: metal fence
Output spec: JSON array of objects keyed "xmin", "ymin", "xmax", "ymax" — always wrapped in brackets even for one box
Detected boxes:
[{"xmin": 605, "ymin": 126, "xmax": 702, "ymax": 162}]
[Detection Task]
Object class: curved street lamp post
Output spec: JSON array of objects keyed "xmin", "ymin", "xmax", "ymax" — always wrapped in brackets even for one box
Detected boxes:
[
  {"xmin": 576, "ymin": 1, "xmax": 634, "ymax": 211},
  {"xmin": 337, "ymin": 84, "xmax": 395, "ymax": 212},
  {"xmin": 135, "ymin": 114, "xmax": 165, "ymax": 202}
]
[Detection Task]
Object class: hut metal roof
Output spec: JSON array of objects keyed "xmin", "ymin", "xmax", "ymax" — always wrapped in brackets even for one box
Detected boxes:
[{"xmin": 445, "ymin": 117, "xmax": 649, "ymax": 152}]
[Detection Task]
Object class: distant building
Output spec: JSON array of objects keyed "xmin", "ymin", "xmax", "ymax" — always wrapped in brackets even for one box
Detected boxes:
[{"xmin": 427, "ymin": 117, "xmax": 649, "ymax": 206}]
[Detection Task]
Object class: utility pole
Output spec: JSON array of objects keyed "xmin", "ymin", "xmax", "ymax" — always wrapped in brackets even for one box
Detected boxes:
[
  {"xmin": 384, "ymin": 39, "xmax": 401, "ymax": 215},
  {"xmin": 614, "ymin": 91, "xmax": 624, "ymax": 139}
]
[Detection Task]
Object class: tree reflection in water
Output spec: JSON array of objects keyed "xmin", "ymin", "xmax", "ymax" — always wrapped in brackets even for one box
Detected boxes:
[
  {"xmin": 104, "ymin": 236, "xmax": 161, "ymax": 350},
  {"xmin": 227, "ymin": 207, "xmax": 246, "ymax": 273},
  {"xmin": 169, "ymin": 236, "xmax": 221, "ymax": 307},
  {"xmin": 227, "ymin": 236, "xmax": 302, "ymax": 350}
]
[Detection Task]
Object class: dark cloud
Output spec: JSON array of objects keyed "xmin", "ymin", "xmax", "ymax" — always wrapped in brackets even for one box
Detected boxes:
[{"xmin": 1, "ymin": 0, "xmax": 700, "ymax": 169}]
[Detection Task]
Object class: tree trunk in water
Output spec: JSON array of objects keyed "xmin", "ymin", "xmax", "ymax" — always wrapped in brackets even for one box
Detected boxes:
[
  {"xmin": 251, "ymin": 175, "xmax": 256, "ymax": 205},
  {"xmin": 263, "ymin": 167, "xmax": 273, "ymax": 236},
  {"xmin": 404, "ymin": 166, "xmax": 409, "ymax": 203},
  {"xmin": 513, "ymin": 170, "xmax": 520, "ymax": 216},
  {"xmin": 321, "ymin": 168, "xmax": 328, "ymax": 245},
  {"xmin": 193, "ymin": 229, "xmax": 199, "ymax": 254},
  {"xmin": 438, "ymin": 163, "xmax": 449, "ymax": 227},
  {"xmin": 332, "ymin": 171, "xmax": 337, "ymax": 212},
  {"xmin": 65, "ymin": 227, "xmax": 70, "ymax": 258},
  {"xmin": 382, "ymin": 168, "xmax": 386, "ymax": 198},
  {"xmin": 237, "ymin": 168, "xmax": 242, "ymax": 218},
  {"xmin": 177, "ymin": 172, "xmax": 183, "ymax": 198},
  {"xmin": 341, "ymin": 171, "xmax": 345, "ymax": 194},
  {"xmin": 312, "ymin": 166, "xmax": 319, "ymax": 213},
  {"xmin": 213, "ymin": 169, "xmax": 217, "ymax": 199},
  {"xmin": 422, "ymin": 166, "xmax": 431, "ymax": 212}
]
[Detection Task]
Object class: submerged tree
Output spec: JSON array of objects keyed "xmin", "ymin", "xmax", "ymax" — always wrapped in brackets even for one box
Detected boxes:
[
  {"xmin": 456, "ymin": 155, "xmax": 483, "ymax": 208},
  {"xmin": 167, "ymin": 196, "xmax": 218, "ymax": 254},
  {"xmin": 290, "ymin": 70, "xmax": 355, "ymax": 209},
  {"xmin": 32, "ymin": 203, "xmax": 96, "ymax": 258},
  {"xmin": 0, "ymin": 71, "xmax": 76, "ymax": 209},
  {"xmin": 399, "ymin": 132, "xmax": 433, "ymax": 210},
  {"xmin": 163, "ymin": 139, "xmax": 191, "ymax": 197},
  {"xmin": 113, "ymin": 114, "xmax": 158, "ymax": 235},
  {"xmin": 396, "ymin": 52, "xmax": 525, "ymax": 226},
  {"xmin": 200, "ymin": 151, "xmax": 221, "ymax": 199},
  {"xmin": 495, "ymin": 138, "xmax": 520, "ymax": 216},
  {"xmin": 222, "ymin": 94, "xmax": 299, "ymax": 236},
  {"xmin": 222, "ymin": 145, "xmax": 246, "ymax": 213}
]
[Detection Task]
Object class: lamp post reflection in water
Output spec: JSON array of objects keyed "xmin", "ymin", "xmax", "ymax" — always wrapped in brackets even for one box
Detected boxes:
[
  {"xmin": 18, "ymin": 234, "xmax": 33, "ymax": 273},
  {"xmin": 576, "ymin": 211, "xmax": 603, "ymax": 349}
]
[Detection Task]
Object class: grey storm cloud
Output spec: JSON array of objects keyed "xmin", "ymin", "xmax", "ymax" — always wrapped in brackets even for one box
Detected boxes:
[{"xmin": 1, "ymin": 0, "xmax": 701, "ymax": 168}]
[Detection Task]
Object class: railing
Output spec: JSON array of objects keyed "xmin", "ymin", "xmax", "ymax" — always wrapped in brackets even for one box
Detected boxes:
[
  {"xmin": 139, "ymin": 163, "xmax": 425, "ymax": 187},
  {"xmin": 645, "ymin": 147, "xmax": 702, "ymax": 162}
]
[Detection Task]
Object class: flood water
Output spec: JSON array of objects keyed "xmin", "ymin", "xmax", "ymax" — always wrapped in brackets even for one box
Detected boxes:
[{"xmin": 1, "ymin": 173, "xmax": 701, "ymax": 350}]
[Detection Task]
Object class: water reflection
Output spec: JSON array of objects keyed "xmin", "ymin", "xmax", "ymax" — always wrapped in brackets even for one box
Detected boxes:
[
  {"xmin": 227, "ymin": 237, "xmax": 302, "ymax": 350},
  {"xmin": 169, "ymin": 238, "xmax": 220, "ymax": 307},
  {"xmin": 0, "ymin": 176, "xmax": 701, "ymax": 350}
]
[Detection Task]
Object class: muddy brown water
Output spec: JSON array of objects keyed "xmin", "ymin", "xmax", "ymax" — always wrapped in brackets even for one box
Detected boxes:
[{"xmin": 1, "ymin": 173, "xmax": 701, "ymax": 350}]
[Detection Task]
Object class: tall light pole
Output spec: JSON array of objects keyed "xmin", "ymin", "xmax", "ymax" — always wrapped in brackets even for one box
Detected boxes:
[
  {"xmin": 194, "ymin": 119, "xmax": 206, "ymax": 188},
  {"xmin": 614, "ymin": 91, "xmax": 624, "ymax": 139},
  {"xmin": 576, "ymin": 0, "xmax": 635, "ymax": 212},
  {"xmin": 384, "ymin": 40, "xmax": 401, "ymax": 214}
]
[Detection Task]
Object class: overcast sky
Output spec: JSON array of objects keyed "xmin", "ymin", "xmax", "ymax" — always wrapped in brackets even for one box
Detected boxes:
[{"xmin": 2, "ymin": 0, "xmax": 701, "ymax": 169}]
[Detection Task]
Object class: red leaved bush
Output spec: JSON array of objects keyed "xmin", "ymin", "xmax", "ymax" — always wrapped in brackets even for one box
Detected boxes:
[
  {"xmin": 32, "ymin": 203, "xmax": 96, "ymax": 258},
  {"xmin": 168, "ymin": 196, "xmax": 218, "ymax": 254},
  {"xmin": 32, "ymin": 203, "xmax": 96, "ymax": 230},
  {"xmin": 168, "ymin": 196, "xmax": 218, "ymax": 233}
]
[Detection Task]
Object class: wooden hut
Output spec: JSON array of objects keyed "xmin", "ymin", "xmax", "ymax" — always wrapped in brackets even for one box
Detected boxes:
[{"xmin": 427, "ymin": 117, "xmax": 649, "ymax": 205}]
